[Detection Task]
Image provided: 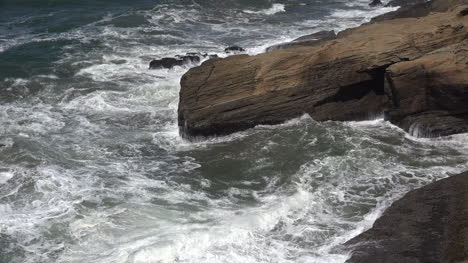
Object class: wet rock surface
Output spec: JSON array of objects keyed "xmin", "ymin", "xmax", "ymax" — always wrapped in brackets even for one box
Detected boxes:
[
  {"xmin": 344, "ymin": 171, "xmax": 468, "ymax": 263},
  {"xmin": 149, "ymin": 52, "xmax": 217, "ymax": 69},
  {"xmin": 178, "ymin": 4, "xmax": 468, "ymax": 138},
  {"xmin": 384, "ymin": 41, "xmax": 468, "ymax": 137},
  {"xmin": 265, "ymin": 30, "xmax": 336, "ymax": 52},
  {"xmin": 224, "ymin": 46, "xmax": 245, "ymax": 53},
  {"xmin": 369, "ymin": 0, "xmax": 383, "ymax": 7}
]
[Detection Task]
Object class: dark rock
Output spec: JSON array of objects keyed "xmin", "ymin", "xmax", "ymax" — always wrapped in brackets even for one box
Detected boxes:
[
  {"xmin": 369, "ymin": 0, "xmax": 383, "ymax": 7},
  {"xmin": 0, "ymin": 144, "xmax": 5, "ymax": 148},
  {"xmin": 385, "ymin": 0, "xmax": 426, "ymax": 7},
  {"xmin": 149, "ymin": 57, "xmax": 184, "ymax": 69},
  {"xmin": 177, "ymin": 5, "xmax": 468, "ymax": 138},
  {"xmin": 371, "ymin": 2, "xmax": 432, "ymax": 22},
  {"xmin": 344, "ymin": 171, "xmax": 468, "ymax": 263},
  {"xmin": 266, "ymin": 30, "xmax": 336, "ymax": 52},
  {"xmin": 186, "ymin": 52, "xmax": 219, "ymax": 59},
  {"xmin": 371, "ymin": 0, "xmax": 468, "ymax": 23},
  {"xmin": 177, "ymin": 55, "xmax": 201, "ymax": 64},
  {"xmin": 224, "ymin": 46, "xmax": 245, "ymax": 53},
  {"xmin": 460, "ymin": 6, "xmax": 468, "ymax": 15},
  {"xmin": 383, "ymin": 41, "xmax": 468, "ymax": 137},
  {"xmin": 149, "ymin": 52, "xmax": 218, "ymax": 69}
]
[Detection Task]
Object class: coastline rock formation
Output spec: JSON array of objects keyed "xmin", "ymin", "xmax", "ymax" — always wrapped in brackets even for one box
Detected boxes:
[
  {"xmin": 371, "ymin": 0, "xmax": 468, "ymax": 23},
  {"xmin": 178, "ymin": 3, "xmax": 468, "ymax": 138},
  {"xmin": 265, "ymin": 30, "xmax": 336, "ymax": 52},
  {"xmin": 344, "ymin": 171, "xmax": 468, "ymax": 263},
  {"xmin": 149, "ymin": 53, "xmax": 218, "ymax": 69},
  {"xmin": 384, "ymin": 41, "xmax": 468, "ymax": 137}
]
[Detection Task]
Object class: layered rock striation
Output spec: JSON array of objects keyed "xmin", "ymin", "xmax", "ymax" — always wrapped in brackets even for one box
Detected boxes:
[
  {"xmin": 344, "ymin": 171, "xmax": 468, "ymax": 263},
  {"xmin": 178, "ymin": 3, "xmax": 468, "ymax": 138}
]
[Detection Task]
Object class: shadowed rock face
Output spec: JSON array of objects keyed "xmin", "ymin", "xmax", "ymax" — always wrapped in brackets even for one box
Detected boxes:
[
  {"xmin": 344, "ymin": 171, "xmax": 468, "ymax": 263},
  {"xmin": 384, "ymin": 41, "xmax": 468, "ymax": 137},
  {"xmin": 178, "ymin": 5, "xmax": 468, "ymax": 138}
]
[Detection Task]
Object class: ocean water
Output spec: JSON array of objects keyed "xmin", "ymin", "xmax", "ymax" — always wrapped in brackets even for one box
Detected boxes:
[{"xmin": 0, "ymin": 1, "xmax": 467, "ymax": 262}]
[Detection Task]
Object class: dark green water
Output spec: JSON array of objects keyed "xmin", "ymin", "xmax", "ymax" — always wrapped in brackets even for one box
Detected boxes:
[{"xmin": 1, "ymin": 1, "xmax": 467, "ymax": 262}]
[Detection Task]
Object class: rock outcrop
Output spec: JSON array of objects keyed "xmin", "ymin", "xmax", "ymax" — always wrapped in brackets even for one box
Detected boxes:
[
  {"xmin": 178, "ymin": 4, "xmax": 468, "ymax": 138},
  {"xmin": 384, "ymin": 41, "xmax": 468, "ymax": 137},
  {"xmin": 344, "ymin": 171, "xmax": 468, "ymax": 263},
  {"xmin": 369, "ymin": 0, "xmax": 383, "ymax": 7},
  {"xmin": 149, "ymin": 53, "xmax": 218, "ymax": 69},
  {"xmin": 224, "ymin": 46, "xmax": 245, "ymax": 53},
  {"xmin": 265, "ymin": 30, "xmax": 336, "ymax": 52},
  {"xmin": 385, "ymin": 0, "xmax": 426, "ymax": 7},
  {"xmin": 371, "ymin": 0, "xmax": 468, "ymax": 23}
]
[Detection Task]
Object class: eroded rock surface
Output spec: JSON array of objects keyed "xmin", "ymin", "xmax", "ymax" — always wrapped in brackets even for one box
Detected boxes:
[
  {"xmin": 178, "ymin": 5, "xmax": 467, "ymax": 138},
  {"xmin": 344, "ymin": 171, "xmax": 468, "ymax": 263},
  {"xmin": 384, "ymin": 41, "xmax": 468, "ymax": 137},
  {"xmin": 266, "ymin": 30, "xmax": 336, "ymax": 52}
]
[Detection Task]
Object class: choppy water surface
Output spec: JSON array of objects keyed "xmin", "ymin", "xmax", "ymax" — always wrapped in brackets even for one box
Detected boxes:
[{"xmin": 1, "ymin": 0, "xmax": 467, "ymax": 262}]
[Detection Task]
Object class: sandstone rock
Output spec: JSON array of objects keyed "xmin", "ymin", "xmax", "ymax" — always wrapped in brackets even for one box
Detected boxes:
[
  {"xmin": 293, "ymin": 30, "xmax": 336, "ymax": 42},
  {"xmin": 344, "ymin": 171, "xmax": 468, "ymax": 263},
  {"xmin": 384, "ymin": 41, "xmax": 468, "ymax": 137},
  {"xmin": 266, "ymin": 30, "xmax": 336, "ymax": 52},
  {"xmin": 178, "ymin": 5, "xmax": 468, "ymax": 138}
]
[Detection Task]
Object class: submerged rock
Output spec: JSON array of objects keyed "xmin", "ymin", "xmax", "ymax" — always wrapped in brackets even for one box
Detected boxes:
[
  {"xmin": 344, "ymin": 171, "xmax": 468, "ymax": 263},
  {"xmin": 266, "ymin": 30, "xmax": 336, "ymax": 52},
  {"xmin": 149, "ymin": 57, "xmax": 184, "ymax": 69},
  {"xmin": 224, "ymin": 46, "xmax": 245, "ymax": 53},
  {"xmin": 385, "ymin": 0, "xmax": 426, "ymax": 7},
  {"xmin": 178, "ymin": 5, "xmax": 468, "ymax": 138},
  {"xmin": 369, "ymin": 0, "xmax": 383, "ymax": 7},
  {"xmin": 149, "ymin": 52, "xmax": 217, "ymax": 69}
]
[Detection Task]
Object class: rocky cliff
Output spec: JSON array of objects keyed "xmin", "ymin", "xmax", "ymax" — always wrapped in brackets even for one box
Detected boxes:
[
  {"xmin": 178, "ymin": 3, "xmax": 468, "ymax": 138},
  {"xmin": 344, "ymin": 171, "xmax": 468, "ymax": 263}
]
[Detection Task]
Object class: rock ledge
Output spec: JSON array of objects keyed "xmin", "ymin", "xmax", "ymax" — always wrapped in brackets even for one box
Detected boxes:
[{"xmin": 178, "ymin": 3, "xmax": 468, "ymax": 138}]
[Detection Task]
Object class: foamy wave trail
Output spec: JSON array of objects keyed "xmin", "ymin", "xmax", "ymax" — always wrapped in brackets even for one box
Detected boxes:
[
  {"xmin": 244, "ymin": 3, "xmax": 286, "ymax": 15},
  {"xmin": 1, "ymin": 0, "xmax": 468, "ymax": 263}
]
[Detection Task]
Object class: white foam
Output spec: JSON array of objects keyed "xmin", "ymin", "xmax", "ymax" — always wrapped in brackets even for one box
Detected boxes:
[
  {"xmin": 244, "ymin": 4, "xmax": 286, "ymax": 16},
  {"xmin": 3, "ymin": 3, "xmax": 468, "ymax": 263},
  {"xmin": 0, "ymin": 172, "xmax": 14, "ymax": 184}
]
